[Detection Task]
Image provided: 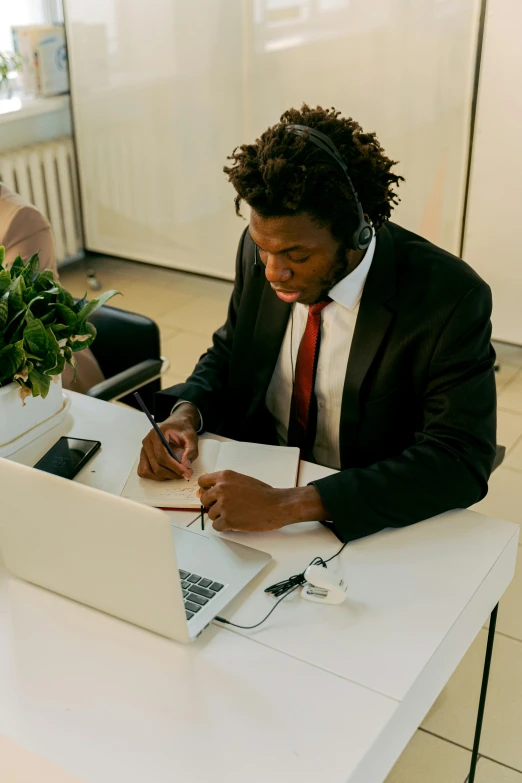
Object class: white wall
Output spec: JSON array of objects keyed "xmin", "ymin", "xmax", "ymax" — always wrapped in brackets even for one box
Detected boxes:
[
  {"xmin": 462, "ymin": 0, "xmax": 522, "ymax": 344},
  {"xmin": 65, "ymin": 0, "xmax": 482, "ymax": 279}
]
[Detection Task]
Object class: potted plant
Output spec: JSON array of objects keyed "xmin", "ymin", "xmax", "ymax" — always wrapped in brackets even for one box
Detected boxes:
[
  {"xmin": 0, "ymin": 246, "xmax": 119, "ymax": 449},
  {"xmin": 0, "ymin": 51, "xmax": 23, "ymax": 99}
]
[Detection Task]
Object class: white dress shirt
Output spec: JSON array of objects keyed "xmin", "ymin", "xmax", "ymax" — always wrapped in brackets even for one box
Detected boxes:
[{"xmin": 265, "ymin": 233, "xmax": 376, "ymax": 470}]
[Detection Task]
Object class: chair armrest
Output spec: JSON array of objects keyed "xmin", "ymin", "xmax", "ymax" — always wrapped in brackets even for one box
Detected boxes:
[{"xmin": 86, "ymin": 358, "xmax": 164, "ymax": 402}]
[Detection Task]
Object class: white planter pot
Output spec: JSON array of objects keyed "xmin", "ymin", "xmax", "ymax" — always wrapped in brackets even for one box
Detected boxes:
[{"xmin": 0, "ymin": 376, "xmax": 64, "ymax": 449}]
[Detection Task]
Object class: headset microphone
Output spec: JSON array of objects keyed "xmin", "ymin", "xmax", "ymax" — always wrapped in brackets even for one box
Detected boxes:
[
  {"xmin": 251, "ymin": 247, "xmax": 262, "ymax": 278},
  {"xmin": 250, "ymin": 245, "xmax": 263, "ymax": 277}
]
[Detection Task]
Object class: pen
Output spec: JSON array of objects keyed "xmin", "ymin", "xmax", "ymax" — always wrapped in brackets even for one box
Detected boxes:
[
  {"xmin": 134, "ymin": 392, "xmax": 205, "ymax": 529},
  {"xmin": 134, "ymin": 392, "xmax": 188, "ymax": 474}
]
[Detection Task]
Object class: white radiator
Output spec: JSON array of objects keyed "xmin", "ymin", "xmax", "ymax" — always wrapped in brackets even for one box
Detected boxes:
[{"xmin": 0, "ymin": 137, "xmax": 83, "ymax": 265}]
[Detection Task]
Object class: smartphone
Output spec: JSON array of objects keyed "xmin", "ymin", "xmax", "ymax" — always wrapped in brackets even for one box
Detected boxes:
[{"xmin": 33, "ymin": 437, "xmax": 101, "ymax": 480}]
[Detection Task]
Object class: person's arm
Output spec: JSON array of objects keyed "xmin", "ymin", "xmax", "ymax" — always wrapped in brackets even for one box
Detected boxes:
[
  {"xmin": 154, "ymin": 228, "xmax": 248, "ymax": 429},
  {"xmin": 3, "ymin": 204, "xmax": 56, "ymax": 272},
  {"xmin": 312, "ymin": 282, "xmax": 497, "ymax": 542}
]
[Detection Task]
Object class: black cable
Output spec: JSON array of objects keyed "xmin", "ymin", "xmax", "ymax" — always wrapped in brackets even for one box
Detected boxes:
[
  {"xmin": 215, "ymin": 584, "xmax": 301, "ymax": 630},
  {"xmin": 290, "ymin": 306, "xmax": 295, "ymax": 383},
  {"xmin": 215, "ymin": 541, "xmax": 347, "ymax": 630},
  {"xmin": 321, "ymin": 541, "xmax": 348, "ymax": 564}
]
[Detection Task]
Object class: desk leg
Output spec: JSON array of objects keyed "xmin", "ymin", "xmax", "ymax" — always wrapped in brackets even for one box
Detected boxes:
[{"xmin": 468, "ymin": 603, "xmax": 499, "ymax": 783}]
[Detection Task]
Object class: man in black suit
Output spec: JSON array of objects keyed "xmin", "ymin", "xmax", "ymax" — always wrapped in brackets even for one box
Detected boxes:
[{"xmin": 139, "ymin": 105, "xmax": 496, "ymax": 542}]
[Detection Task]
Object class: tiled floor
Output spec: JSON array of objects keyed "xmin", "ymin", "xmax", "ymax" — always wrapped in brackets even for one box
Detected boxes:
[
  {"xmin": 60, "ymin": 253, "xmax": 522, "ymax": 783},
  {"xmin": 60, "ymin": 253, "xmax": 233, "ymax": 389}
]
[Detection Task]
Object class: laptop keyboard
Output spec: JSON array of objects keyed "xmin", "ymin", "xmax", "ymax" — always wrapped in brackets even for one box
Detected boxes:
[{"xmin": 179, "ymin": 569, "xmax": 224, "ymax": 621}]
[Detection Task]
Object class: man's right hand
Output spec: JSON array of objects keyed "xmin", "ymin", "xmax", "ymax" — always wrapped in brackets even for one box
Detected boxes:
[{"xmin": 138, "ymin": 402, "xmax": 200, "ymax": 481}]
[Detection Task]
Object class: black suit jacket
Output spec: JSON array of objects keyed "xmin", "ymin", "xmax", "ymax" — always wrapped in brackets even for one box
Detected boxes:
[{"xmin": 155, "ymin": 222, "xmax": 497, "ymax": 542}]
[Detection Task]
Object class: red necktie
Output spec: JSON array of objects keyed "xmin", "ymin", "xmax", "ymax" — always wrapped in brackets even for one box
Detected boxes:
[{"xmin": 288, "ymin": 298, "xmax": 332, "ymax": 450}]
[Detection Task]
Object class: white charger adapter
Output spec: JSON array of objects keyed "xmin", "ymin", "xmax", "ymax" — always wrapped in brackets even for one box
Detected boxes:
[{"xmin": 301, "ymin": 564, "xmax": 348, "ymax": 605}]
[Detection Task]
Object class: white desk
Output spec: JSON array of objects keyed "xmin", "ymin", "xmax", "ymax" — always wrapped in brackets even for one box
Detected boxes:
[
  {"xmin": 0, "ymin": 392, "xmax": 519, "ymax": 783},
  {"xmin": 7, "ymin": 392, "xmax": 196, "ymax": 530}
]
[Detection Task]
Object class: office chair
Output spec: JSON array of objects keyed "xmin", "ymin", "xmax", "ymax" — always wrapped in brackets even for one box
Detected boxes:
[{"xmin": 85, "ymin": 305, "xmax": 170, "ymax": 411}]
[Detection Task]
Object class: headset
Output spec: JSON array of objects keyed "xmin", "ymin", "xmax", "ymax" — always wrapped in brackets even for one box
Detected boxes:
[{"xmin": 251, "ymin": 123, "xmax": 373, "ymax": 278}]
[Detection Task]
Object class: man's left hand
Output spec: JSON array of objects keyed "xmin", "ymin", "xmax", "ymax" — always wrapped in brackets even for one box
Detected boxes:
[{"xmin": 197, "ymin": 470, "xmax": 292, "ymax": 532}]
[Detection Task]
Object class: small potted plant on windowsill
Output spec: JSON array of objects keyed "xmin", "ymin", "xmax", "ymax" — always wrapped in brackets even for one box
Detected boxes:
[
  {"xmin": 0, "ymin": 51, "xmax": 23, "ymax": 99},
  {"xmin": 0, "ymin": 246, "xmax": 119, "ymax": 451}
]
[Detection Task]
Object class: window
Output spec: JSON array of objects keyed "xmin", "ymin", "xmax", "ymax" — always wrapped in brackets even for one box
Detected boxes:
[{"xmin": 0, "ymin": 0, "xmax": 63, "ymax": 54}]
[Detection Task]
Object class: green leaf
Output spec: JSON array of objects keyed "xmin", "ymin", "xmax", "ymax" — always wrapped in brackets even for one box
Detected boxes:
[
  {"xmin": 63, "ymin": 344, "xmax": 77, "ymax": 381},
  {"xmin": 34, "ymin": 269, "xmax": 56, "ymax": 291},
  {"xmin": 0, "ymin": 245, "xmax": 5, "ymax": 268},
  {"xmin": 0, "ymin": 296, "xmax": 7, "ymax": 330},
  {"xmin": 38, "ymin": 332, "xmax": 59, "ymax": 372},
  {"xmin": 44, "ymin": 351, "xmax": 65, "ymax": 377},
  {"xmin": 46, "ymin": 326, "xmax": 61, "ymax": 354},
  {"xmin": 0, "ymin": 340, "xmax": 25, "ymax": 383},
  {"xmin": 55, "ymin": 303, "xmax": 78, "ymax": 327},
  {"xmin": 39, "ymin": 285, "xmax": 60, "ymax": 297},
  {"xmin": 6, "ymin": 275, "xmax": 25, "ymax": 315},
  {"xmin": 21, "ymin": 253, "xmax": 40, "ymax": 283},
  {"xmin": 23, "ymin": 285, "xmax": 36, "ymax": 303},
  {"xmin": 3, "ymin": 308, "xmax": 26, "ymax": 344},
  {"xmin": 49, "ymin": 322, "xmax": 72, "ymax": 335},
  {"xmin": 56, "ymin": 285, "xmax": 75, "ymax": 308},
  {"xmin": 77, "ymin": 290, "xmax": 121, "ymax": 321},
  {"xmin": 26, "ymin": 294, "xmax": 45, "ymax": 312},
  {"xmin": 73, "ymin": 294, "xmax": 88, "ymax": 313},
  {"xmin": 69, "ymin": 320, "xmax": 97, "ymax": 352},
  {"xmin": 23, "ymin": 312, "xmax": 48, "ymax": 358},
  {"xmin": 37, "ymin": 328, "xmax": 62, "ymax": 376},
  {"xmin": 0, "ymin": 269, "xmax": 10, "ymax": 295},
  {"xmin": 28, "ymin": 367, "xmax": 51, "ymax": 399},
  {"xmin": 10, "ymin": 255, "xmax": 24, "ymax": 278},
  {"xmin": 40, "ymin": 308, "xmax": 57, "ymax": 324},
  {"xmin": 40, "ymin": 352, "xmax": 59, "ymax": 373}
]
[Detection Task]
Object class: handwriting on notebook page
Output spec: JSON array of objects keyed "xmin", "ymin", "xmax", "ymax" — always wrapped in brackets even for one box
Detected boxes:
[{"xmin": 151, "ymin": 484, "xmax": 199, "ymax": 499}]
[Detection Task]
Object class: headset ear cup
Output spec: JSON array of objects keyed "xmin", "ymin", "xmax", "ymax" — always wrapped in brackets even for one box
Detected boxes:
[{"xmin": 353, "ymin": 224, "xmax": 373, "ymax": 251}]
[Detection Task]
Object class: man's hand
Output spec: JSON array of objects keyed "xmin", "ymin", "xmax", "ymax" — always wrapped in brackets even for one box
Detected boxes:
[
  {"xmin": 197, "ymin": 470, "xmax": 329, "ymax": 532},
  {"xmin": 138, "ymin": 402, "xmax": 200, "ymax": 481}
]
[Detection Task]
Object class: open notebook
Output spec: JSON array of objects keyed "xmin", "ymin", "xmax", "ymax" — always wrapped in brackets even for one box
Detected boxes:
[{"xmin": 121, "ymin": 439, "xmax": 301, "ymax": 509}]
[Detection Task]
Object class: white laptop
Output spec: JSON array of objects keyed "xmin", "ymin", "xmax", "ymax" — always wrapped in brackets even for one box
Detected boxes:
[{"xmin": 0, "ymin": 459, "xmax": 272, "ymax": 643}]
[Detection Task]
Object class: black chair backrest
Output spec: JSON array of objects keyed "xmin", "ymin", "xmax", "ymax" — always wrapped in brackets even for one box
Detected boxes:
[
  {"xmin": 89, "ymin": 304, "xmax": 162, "ymax": 409},
  {"xmin": 89, "ymin": 305, "xmax": 160, "ymax": 376}
]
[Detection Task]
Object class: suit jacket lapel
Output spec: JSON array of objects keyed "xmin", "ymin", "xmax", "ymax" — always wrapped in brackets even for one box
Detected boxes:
[
  {"xmin": 340, "ymin": 225, "xmax": 397, "ymax": 467},
  {"xmin": 245, "ymin": 281, "xmax": 291, "ymax": 420}
]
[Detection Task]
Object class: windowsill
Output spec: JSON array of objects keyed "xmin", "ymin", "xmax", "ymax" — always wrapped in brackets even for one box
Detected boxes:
[{"xmin": 0, "ymin": 93, "xmax": 71, "ymax": 125}]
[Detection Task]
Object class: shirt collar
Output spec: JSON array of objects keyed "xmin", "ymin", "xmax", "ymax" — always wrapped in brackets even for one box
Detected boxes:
[{"xmin": 328, "ymin": 231, "xmax": 377, "ymax": 311}]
